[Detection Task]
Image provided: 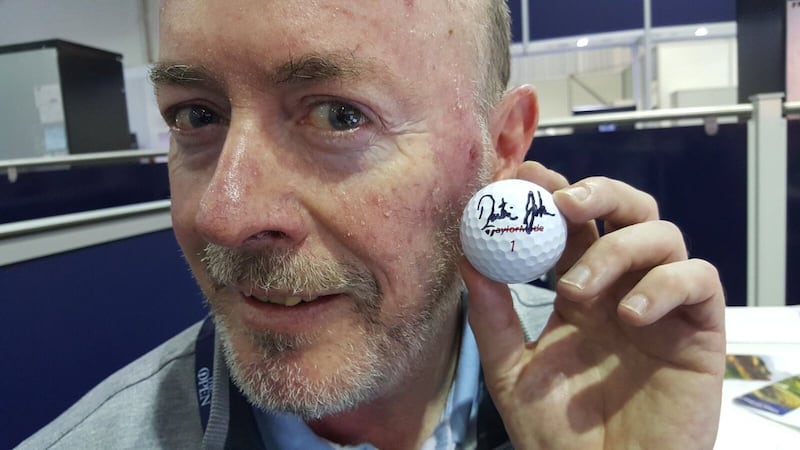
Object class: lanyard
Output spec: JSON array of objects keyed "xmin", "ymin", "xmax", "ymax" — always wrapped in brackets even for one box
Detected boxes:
[
  {"xmin": 194, "ymin": 317, "xmax": 216, "ymax": 432},
  {"xmin": 194, "ymin": 316, "xmax": 511, "ymax": 450}
]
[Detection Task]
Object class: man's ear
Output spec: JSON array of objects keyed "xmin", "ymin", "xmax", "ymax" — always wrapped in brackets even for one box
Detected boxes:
[{"xmin": 487, "ymin": 85, "xmax": 539, "ymax": 180}]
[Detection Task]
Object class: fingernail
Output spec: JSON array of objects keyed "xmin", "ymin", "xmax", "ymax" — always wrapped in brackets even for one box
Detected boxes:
[
  {"xmin": 621, "ymin": 294, "xmax": 648, "ymax": 316},
  {"xmin": 560, "ymin": 264, "xmax": 591, "ymax": 290},
  {"xmin": 560, "ymin": 185, "xmax": 589, "ymax": 202}
]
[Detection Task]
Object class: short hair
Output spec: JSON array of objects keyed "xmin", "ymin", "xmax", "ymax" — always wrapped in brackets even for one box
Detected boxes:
[{"xmin": 477, "ymin": 0, "xmax": 511, "ymax": 112}]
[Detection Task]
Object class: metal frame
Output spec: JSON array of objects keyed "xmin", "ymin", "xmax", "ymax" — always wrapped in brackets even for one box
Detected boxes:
[
  {"xmin": 0, "ymin": 200, "xmax": 171, "ymax": 267},
  {"xmin": 0, "ymin": 199, "xmax": 170, "ymax": 239},
  {"xmin": 0, "ymin": 148, "xmax": 167, "ymax": 170},
  {"xmin": 748, "ymin": 94, "xmax": 789, "ymax": 307},
  {"xmin": 537, "ymin": 103, "xmax": 753, "ymax": 130}
]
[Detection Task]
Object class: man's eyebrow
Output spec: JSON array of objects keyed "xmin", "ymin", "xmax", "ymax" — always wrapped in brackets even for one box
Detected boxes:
[
  {"xmin": 149, "ymin": 62, "xmax": 223, "ymax": 90},
  {"xmin": 270, "ymin": 53, "xmax": 372, "ymax": 85}
]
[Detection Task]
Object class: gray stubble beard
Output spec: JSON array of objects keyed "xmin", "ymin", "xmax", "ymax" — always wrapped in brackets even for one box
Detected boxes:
[
  {"xmin": 199, "ymin": 128, "xmax": 494, "ymax": 419},
  {"xmin": 203, "ymin": 230, "xmax": 464, "ymax": 419}
]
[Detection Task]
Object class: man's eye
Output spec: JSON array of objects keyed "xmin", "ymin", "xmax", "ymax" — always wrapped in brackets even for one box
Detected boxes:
[
  {"xmin": 172, "ymin": 105, "xmax": 221, "ymax": 130},
  {"xmin": 308, "ymin": 102, "xmax": 368, "ymax": 131}
]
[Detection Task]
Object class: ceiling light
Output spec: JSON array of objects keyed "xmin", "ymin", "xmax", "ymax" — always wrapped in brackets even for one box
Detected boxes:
[
  {"xmin": 695, "ymin": 27, "xmax": 709, "ymax": 37},
  {"xmin": 576, "ymin": 38, "xmax": 589, "ymax": 48}
]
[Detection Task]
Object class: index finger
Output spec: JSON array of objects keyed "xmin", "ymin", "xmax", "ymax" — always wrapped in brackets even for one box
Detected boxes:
[{"xmin": 554, "ymin": 177, "xmax": 660, "ymax": 234}]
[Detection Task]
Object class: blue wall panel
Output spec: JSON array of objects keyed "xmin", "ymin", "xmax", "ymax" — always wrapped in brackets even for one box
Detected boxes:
[
  {"xmin": 0, "ymin": 162, "xmax": 171, "ymax": 224},
  {"xmin": 528, "ymin": 123, "xmax": 748, "ymax": 307},
  {"xmin": 652, "ymin": 0, "xmax": 735, "ymax": 27},
  {"xmin": 1, "ymin": 230, "xmax": 206, "ymax": 449},
  {"xmin": 788, "ymin": 120, "xmax": 799, "ymax": 305},
  {"xmin": 510, "ymin": 0, "xmax": 736, "ymax": 42},
  {"xmin": 529, "ymin": 0, "xmax": 643, "ymax": 40},
  {"xmin": 509, "ymin": 0, "xmax": 522, "ymax": 43}
]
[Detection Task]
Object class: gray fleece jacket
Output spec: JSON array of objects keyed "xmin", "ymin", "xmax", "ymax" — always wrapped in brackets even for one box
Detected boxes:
[{"xmin": 17, "ymin": 284, "xmax": 554, "ymax": 450}]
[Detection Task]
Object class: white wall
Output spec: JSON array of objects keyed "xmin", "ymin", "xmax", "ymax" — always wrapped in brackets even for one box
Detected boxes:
[
  {"xmin": 0, "ymin": 0, "xmax": 159, "ymax": 67},
  {"xmin": 0, "ymin": 0, "xmax": 165, "ymax": 150},
  {"xmin": 511, "ymin": 47, "xmax": 633, "ymax": 119},
  {"xmin": 511, "ymin": 37, "xmax": 738, "ymax": 118},
  {"xmin": 656, "ymin": 38, "xmax": 738, "ymax": 108},
  {"xmin": 527, "ymin": 70, "xmax": 629, "ymax": 119},
  {"xmin": 510, "ymin": 47, "xmax": 632, "ymax": 84},
  {"xmin": 124, "ymin": 66, "xmax": 169, "ymax": 150}
]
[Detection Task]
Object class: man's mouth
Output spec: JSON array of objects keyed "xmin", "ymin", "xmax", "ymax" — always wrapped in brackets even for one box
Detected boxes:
[
  {"xmin": 249, "ymin": 293, "xmax": 321, "ymax": 306},
  {"xmin": 241, "ymin": 285, "xmax": 342, "ymax": 307}
]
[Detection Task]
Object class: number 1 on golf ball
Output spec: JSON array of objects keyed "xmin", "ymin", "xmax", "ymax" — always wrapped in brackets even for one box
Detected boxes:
[{"xmin": 460, "ymin": 179, "xmax": 567, "ymax": 284}]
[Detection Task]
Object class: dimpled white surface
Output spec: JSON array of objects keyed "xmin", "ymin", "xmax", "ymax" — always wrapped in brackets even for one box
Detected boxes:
[{"xmin": 460, "ymin": 179, "xmax": 567, "ymax": 284}]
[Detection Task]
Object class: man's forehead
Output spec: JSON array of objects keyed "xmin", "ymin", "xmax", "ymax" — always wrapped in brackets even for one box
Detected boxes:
[
  {"xmin": 156, "ymin": 0, "xmax": 482, "ymax": 109},
  {"xmin": 162, "ymin": 2, "xmax": 460, "ymax": 60}
]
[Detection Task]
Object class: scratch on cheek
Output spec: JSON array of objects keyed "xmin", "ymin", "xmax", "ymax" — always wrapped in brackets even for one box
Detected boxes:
[{"xmin": 468, "ymin": 143, "xmax": 481, "ymax": 164}]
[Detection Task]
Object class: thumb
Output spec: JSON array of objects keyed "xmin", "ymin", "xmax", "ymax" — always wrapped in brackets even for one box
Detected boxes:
[{"xmin": 460, "ymin": 257, "xmax": 527, "ymax": 377}]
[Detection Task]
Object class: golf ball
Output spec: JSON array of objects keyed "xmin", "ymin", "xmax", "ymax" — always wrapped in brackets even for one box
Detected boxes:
[{"xmin": 460, "ymin": 179, "xmax": 567, "ymax": 284}]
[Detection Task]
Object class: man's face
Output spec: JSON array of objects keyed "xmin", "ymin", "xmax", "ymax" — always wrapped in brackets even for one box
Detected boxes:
[{"xmin": 157, "ymin": 0, "xmax": 491, "ymax": 417}]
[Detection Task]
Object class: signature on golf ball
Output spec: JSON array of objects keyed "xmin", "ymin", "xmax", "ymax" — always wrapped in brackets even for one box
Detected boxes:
[{"xmin": 460, "ymin": 179, "xmax": 567, "ymax": 284}]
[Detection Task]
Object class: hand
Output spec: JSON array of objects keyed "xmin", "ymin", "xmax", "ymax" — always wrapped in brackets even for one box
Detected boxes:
[{"xmin": 461, "ymin": 161, "xmax": 726, "ymax": 450}]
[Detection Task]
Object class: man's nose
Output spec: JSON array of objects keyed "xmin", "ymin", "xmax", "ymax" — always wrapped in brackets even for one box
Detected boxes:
[{"xmin": 194, "ymin": 121, "xmax": 308, "ymax": 251}]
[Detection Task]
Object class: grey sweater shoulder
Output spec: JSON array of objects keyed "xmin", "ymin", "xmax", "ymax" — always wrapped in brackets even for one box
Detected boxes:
[
  {"xmin": 17, "ymin": 321, "xmax": 205, "ymax": 450},
  {"xmin": 17, "ymin": 285, "xmax": 554, "ymax": 449}
]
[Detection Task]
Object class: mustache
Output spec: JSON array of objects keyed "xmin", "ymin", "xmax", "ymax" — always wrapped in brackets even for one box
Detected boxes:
[{"xmin": 200, "ymin": 243, "xmax": 379, "ymax": 300}]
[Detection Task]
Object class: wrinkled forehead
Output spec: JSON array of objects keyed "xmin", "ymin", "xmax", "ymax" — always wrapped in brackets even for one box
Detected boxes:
[{"xmin": 157, "ymin": 0, "xmax": 480, "ymax": 91}]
